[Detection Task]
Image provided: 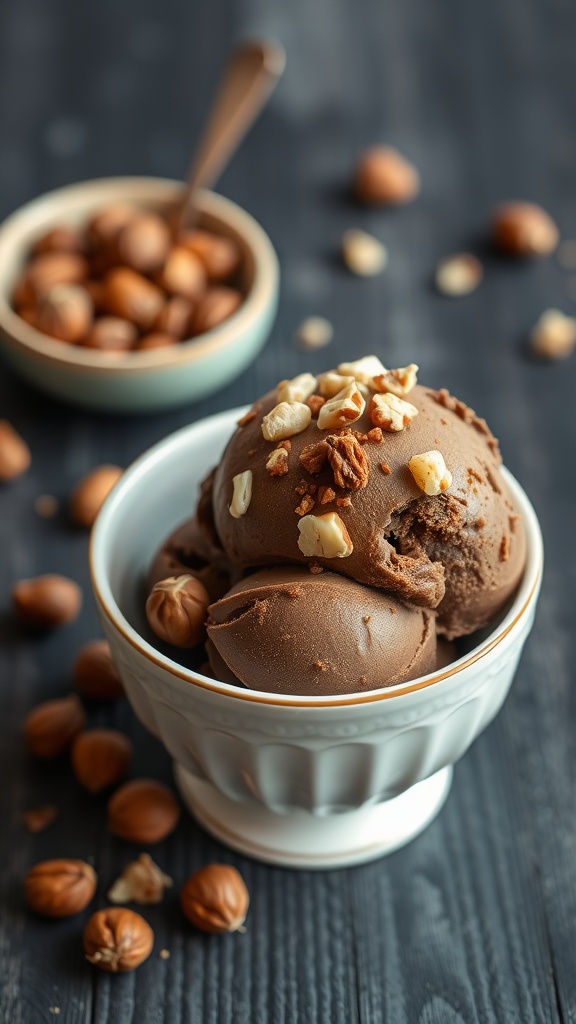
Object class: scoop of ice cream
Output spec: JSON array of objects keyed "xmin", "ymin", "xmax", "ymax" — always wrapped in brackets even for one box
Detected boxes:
[
  {"xmin": 206, "ymin": 567, "xmax": 437, "ymax": 696},
  {"xmin": 211, "ymin": 374, "xmax": 526, "ymax": 639},
  {"xmin": 148, "ymin": 515, "xmax": 238, "ymax": 603}
]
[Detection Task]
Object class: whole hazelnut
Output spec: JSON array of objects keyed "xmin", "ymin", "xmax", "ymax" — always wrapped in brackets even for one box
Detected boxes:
[
  {"xmin": 84, "ymin": 279, "xmax": 106, "ymax": 312},
  {"xmin": 86, "ymin": 204, "xmax": 136, "ymax": 250},
  {"xmin": 179, "ymin": 229, "xmax": 241, "ymax": 281},
  {"xmin": 102, "ymin": 268, "xmax": 164, "ymax": 330},
  {"xmin": 192, "ymin": 287, "xmax": 243, "ymax": 336},
  {"xmin": 73, "ymin": 639, "xmax": 124, "ymax": 700},
  {"xmin": 84, "ymin": 316, "xmax": 138, "ymax": 352},
  {"xmin": 180, "ymin": 864, "xmax": 249, "ymax": 933},
  {"xmin": 107, "ymin": 779, "xmax": 180, "ymax": 843},
  {"xmin": 12, "ymin": 574, "xmax": 83, "ymax": 627},
  {"xmin": 153, "ymin": 296, "xmax": 194, "ymax": 339},
  {"xmin": 70, "ymin": 464, "xmax": 123, "ymax": 527},
  {"xmin": 25, "ymin": 859, "xmax": 97, "ymax": 917},
  {"xmin": 491, "ymin": 202, "xmax": 559, "ymax": 257},
  {"xmin": 146, "ymin": 574, "xmax": 209, "ymax": 648},
  {"xmin": 32, "ymin": 226, "xmax": 84, "ymax": 256},
  {"xmin": 35, "ymin": 283, "xmax": 93, "ymax": 343},
  {"xmin": 116, "ymin": 213, "xmax": 171, "ymax": 274},
  {"xmin": 24, "ymin": 251, "xmax": 89, "ymax": 302},
  {"xmin": 157, "ymin": 246, "xmax": 207, "ymax": 300},
  {"xmin": 354, "ymin": 146, "xmax": 420, "ymax": 205},
  {"xmin": 23, "ymin": 693, "xmax": 86, "ymax": 758},
  {"xmin": 136, "ymin": 332, "xmax": 176, "ymax": 351},
  {"xmin": 83, "ymin": 907, "xmax": 154, "ymax": 972},
  {"xmin": 71, "ymin": 728, "xmax": 133, "ymax": 793},
  {"xmin": 0, "ymin": 420, "xmax": 31, "ymax": 481}
]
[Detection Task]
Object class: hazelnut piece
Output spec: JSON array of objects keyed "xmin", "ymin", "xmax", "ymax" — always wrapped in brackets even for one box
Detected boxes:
[
  {"xmin": 116, "ymin": 213, "xmax": 171, "ymax": 274},
  {"xmin": 108, "ymin": 853, "xmax": 173, "ymax": 905},
  {"xmin": 192, "ymin": 286, "xmax": 242, "ymax": 335},
  {"xmin": 25, "ymin": 859, "xmax": 97, "ymax": 917},
  {"xmin": 12, "ymin": 574, "xmax": 82, "ymax": 627},
  {"xmin": 180, "ymin": 864, "xmax": 249, "ymax": 933},
  {"xmin": 354, "ymin": 146, "xmax": 420, "ymax": 205},
  {"xmin": 157, "ymin": 246, "xmax": 207, "ymax": 300},
  {"xmin": 73, "ymin": 639, "xmax": 124, "ymax": 700},
  {"xmin": 32, "ymin": 226, "xmax": 84, "ymax": 256},
  {"xmin": 0, "ymin": 420, "xmax": 31, "ymax": 481},
  {"xmin": 23, "ymin": 693, "xmax": 86, "ymax": 758},
  {"xmin": 146, "ymin": 574, "xmax": 209, "ymax": 648},
  {"xmin": 71, "ymin": 728, "xmax": 133, "ymax": 793},
  {"xmin": 101, "ymin": 268, "xmax": 164, "ymax": 331},
  {"xmin": 153, "ymin": 296, "xmax": 194, "ymax": 340},
  {"xmin": 84, "ymin": 907, "xmax": 154, "ymax": 972},
  {"xmin": 491, "ymin": 202, "xmax": 559, "ymax": 257},
  {"xmin": 136, "ymin": 332, "xmax": 176, "ymax": 351},
  {"xmin": 107, "ymin": 779, "xmax": 180, "ymax": 843},
  {"xmin": 84, "ymin": 317, "xmax": 138, "ymax": 352},
  {"xmin": 179, "ymin": 229, "xmax": 241, "ymax": 281},
  {"xmin": 70, "ymin": 464, "xmax": 123, "ymax": 527},
  {"xmin": 35, "ymin": 283, "xmax": 93, "ymax": 343}
]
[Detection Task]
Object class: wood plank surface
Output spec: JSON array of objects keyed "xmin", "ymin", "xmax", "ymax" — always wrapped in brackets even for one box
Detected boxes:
[{"xmin": 1, "ymin": 0, "xmax": 575, "ymax": 1021}]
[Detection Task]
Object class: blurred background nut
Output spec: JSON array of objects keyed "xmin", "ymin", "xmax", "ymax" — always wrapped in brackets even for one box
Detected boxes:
[
  {"xmin": 491, "ymin": 202, "xmax": 559, "ymax": 257},
  {"xmin": 101, "ymin": 268, "xmax": 165, "ymax": 330},
  {"xmin": 179, "ymin": 229, "xmax": 241, "ymax": 281},
  {"xmin": 70, "ymin": 464, "xmax": 123, "ymax": 528},
  {"xmin": 107, "ymin": 779, "xmax": 180, "ymax": 843},
  {"xmin": 19, "ymin": 251, "xmax": 89, "ymax": 304},
  {"xmin": 180, "ymin": 864, "xmax": 249, "ymax": 933},
  {"xmin": 73, "ymin": 639, "xmax": 124, "ymax": 700},
  {"xmin": 108, "ymin": 853, "xmax": 172, "ymax": 905},
  {"xmin": 153, "ymin": 296, "xmax": 194, "ymax": 339},
  {"xmin": 353, "ymin": 145, "xmax": 420, "ymax": 205},
  {"xmin": 12, "ymin": 574, "xmax": 82, "ymax": 627},
  {"xmin": 192, "ymin": 287, "xmax": 242, "ymax": 335},
  {"xmin": 0, "ymin": 420, "xmax": 31, "ymax": 481},
  {"xmin": 71, "ymin": 729, "xmax": 133, "ymax": 793},
  {"xmin": 157, "ymin": 246, "xmax": 207, "ymax": 300},
  {"xmin": 136, "ymin": 332, "xmax": 176, "ymax": 351},
  {"xmin": 25, "ymin": 859, "xmax": 97, "ymax": 917},
  {"xmin": 341, "ymin": 229, "xmax": 388, "ymax": 277},
  {"xmin": 84, "ymin": 316, "xmax": 138, "ymax": 352},
  {"xmin": 23, "ymin": 693, "xmax": 86, "ymax": 758},
  {"xmin": 146, "ymin": 574, "xmax": 210, "ymax": 648},
  {"xmin": 86, "ymin": 203, "xmax": 136, "ymax": 250},
  {"xmin": 435, "ymin": 253, "xmax": 484, "ymax": 296},
  {"xmin": 116, "ymin": 213, "xmax": 171, "ymax": 274},
  {"xmin": 34, "ymin": 283, "xmax": 93, "ymax": 343},
  {"xmin": 32, "ymin": 225, "xmax": 84, "ymax": 256},
  {"xmin": 83, "ymin": 907, "xmax": 154, "ymax": 972},
  {"xmin": 529, "ymin": 308, "xmax": 576, "ymax": 359}
]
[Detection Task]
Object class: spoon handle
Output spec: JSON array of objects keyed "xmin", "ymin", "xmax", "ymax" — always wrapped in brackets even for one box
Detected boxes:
[{"xmin": 173, "ymin": 39, "xmax": 285, "ymax": 236}]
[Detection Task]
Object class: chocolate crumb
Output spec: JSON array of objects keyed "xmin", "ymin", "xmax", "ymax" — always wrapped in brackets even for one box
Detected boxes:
[
  {"xmin": 509, "ymin": 513, "xmax": 520, "ymax": 532},
  {"xmin": 366, "ymin": 427, "xmax": 383, "ymax": 443},
  {"xmin": 475, "ymin": 517, "xmax": 486, "ymax": 529},
  {"xmin": 389, "ymin": 607, "xmax": 397, "ymax": 614},
  {"xmin": 308, "ymin": 562, "xmax": 324, "ymax": 574},
  {"xmin": 468, "ymin": 467, "xmax": 483, "ymax": 483},
  {"xmin": 379, "ymin": 462, "xmax": 391, "ymax": 475},
  {"xmin": 278, "ymin": 440, "xmax": 292, "ymax": 451},
  {"xmin": 336, "ymin": 496, "xmax": 352, "ymax": 508},
  {"xmin": 359, "ymin": 675, "xmax": 367, "ymax": 685},
  {"xmin": 313, "ymin": 660, "xmax": 328, "ymax": 671},
  {"xmin": 318, "ymin": 485, "xmax": 336, "ymax": 505},
  {"xmin": 500, "ymin": 535, "xmax": 510, "ymax": 562},
  {"xmin": 362, "ymin": 615, "xmax": 371, "ymax": 623}
]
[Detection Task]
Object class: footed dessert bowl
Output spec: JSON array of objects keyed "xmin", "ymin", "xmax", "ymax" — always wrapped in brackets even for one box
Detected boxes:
[{"xmin": 90, "ymin": 407, "xmax": 543, "ymax": 868}]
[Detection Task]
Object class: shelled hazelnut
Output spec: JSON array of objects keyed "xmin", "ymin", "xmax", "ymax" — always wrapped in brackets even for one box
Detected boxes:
[
  {"xmin": 73, "ymin": 639, "xmax": 124, "ymax": 700},
  {"xmin": 353, "ymin": 146, "xmax": 420, "ymax": 205},
  {"xmin": 107, "ymin": 779, "xmax": 180, "ymax": 843},
  {"xmin": 12, "ymin": 574, "xmax": 82, "ymax": 627},
  {"xmin": 12, "ymin": 203, "xmax": 247, "ymax": 351},
  {"xmin": 71, "ymin": 729, "xmax": 133, "ymax": 793},
  {"xmin": 70, "ymin": 464, "xmax": 123, "ymax": 527},
  {"xmin": 0, "ymin": 420, "xmax": 31, "ymax": 481},
  {"xmin": 146, "ymin": 574, "xmax": 210, "ymax": 648},
  {"xmin": 180, "ymin": 864, "xmax": 249, "ymax": 933},
  {"xmin": 25, "ymin": 859, "xmax": 97, "ymax": 917},
  {"xmin": 83, "ymin": 907, "xmax": 154, "ymax": 972},
  {"xmin": 491, "ymin": 202, "xmax": 559, "ymax": 257},
  {"xmin": 23, "ymin": 693, "xmax": 86, "ymax": 758}
]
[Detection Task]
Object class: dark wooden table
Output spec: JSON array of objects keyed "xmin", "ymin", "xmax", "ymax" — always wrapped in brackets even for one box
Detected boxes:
[{"xmin": 1, "ymin": 0, "xmax": 575, "ymax": 1020}]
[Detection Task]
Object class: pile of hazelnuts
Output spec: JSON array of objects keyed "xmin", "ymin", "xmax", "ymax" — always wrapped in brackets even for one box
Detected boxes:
[{"xmin": 11, "ymin": 204, "xmax": 245, "ymax": 352}]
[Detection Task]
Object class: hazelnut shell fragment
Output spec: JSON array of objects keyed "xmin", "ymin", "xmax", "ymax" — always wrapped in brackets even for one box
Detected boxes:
[
  {"xmin": 107, "ymin": 779, "xmax": 180, "ymax": 844},
  {"xmin": 12, "ymin": 574, "xmax": 82, "ymax": 627},
  {"xmin": 146, "ymin": 574, "xmax": 210, "ymax": 648},
  {"xmin": 83, "ymin": 907, "xmax": 154, "ymax": 972},
  {"xmin": 25, "ymin": 858, "xmax": 97, "ymax": 917},
  {"xmin": 108, "ymin": 853, "xmax": 173, "ymax": 905},
  {"xmin": 71, "ymin": 729, "xmax": 133, "ymax": 793},
  {"xmin": 23, "ymin": 693, "xmax": 86, "ymax": 758},
  {"xmin": 180, "ymin": 864, "xmax": 249, "ymax": 933}
]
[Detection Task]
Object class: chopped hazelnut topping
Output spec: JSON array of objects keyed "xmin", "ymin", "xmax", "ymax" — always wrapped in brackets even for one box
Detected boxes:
[
  {"xmin": 380, "ymin": 462, "xmax": 391, "ymax": 474},
  {"xmin": 336, "ymin": 495, "xmax": 352, "ymax": 507},
  {"xmin": 435, "ymin": 253, "xmax": 483, "ymax": 296},
  {"xmin": 337, "ymin": 355, "xmax": 387, "ymax": 386},
  {"xmin": 318, "ymin": 486, "xmax": 336, "ymax": 505},
  {"xmin": 297, "ymin": 512, "xmax": 353, "ymax": 558},
  {"xmin": 324, "ymin": 434, "xmax": 369, "ymax": 490},
  {"xmin": 369, "ymin": 393, "xmax": 418, "ymax": 431},
  {"xmin": 500, "ymin": 535, "xmax": 511, "ymax": 562},
  {"xmin": 372, "ymin": 363, "xmax": 418, "ymax": 396},
  {"xmin": 266, "ymin": 448, "xmax": 289, "ymax": 477},
  {"xmin": 278, "ymin": 439, "xmax": 292, "ymax": 451},
  {"xmin": 509, "ymin": 513, "xmax": 520, "ymax": 532},
  {"xmin": 341, "ymin": 229, "xmax": 388, "ymax": 276},
  {"xmin": 262, "ymin": 401, "xmax": 312, "ymax": 441},
  {"xmin": 366, "ymin": 427, "xmax": 383, "ymax": 443},
  {"xmin": 317, "ymin": 372, "xmax": 355, "ymax": 398},
  {"xmin": 408, "ymin": 450, "xmax": 452, "ymax": 495},
  {"xmin": 295, "ymin": 494, "xmax": 316, "ymax": 516},
  {"xmin": 307, "ymin": 394, "xmax": 326, "ymax": 417},
  {"xmin": 276, "ymin": 372, "xmax": 317, "ymax": 404},
  {"xmin": 317, "ymin": 381, "xmax": 365, "ymax": 430},
  {"xmin": 308, "ymin": 562, "xmax": 323, "ymax": 574},
  {"xmin": 229, "ymin": 471, "xmax": 253, "ymax": 518},
  {"xmin": 300, "ymin": 441, "xmax": 328, "ymax": 475},
  {"xmin": 294, "ymin": 316, "xmax": 334, "ymax": 351}
]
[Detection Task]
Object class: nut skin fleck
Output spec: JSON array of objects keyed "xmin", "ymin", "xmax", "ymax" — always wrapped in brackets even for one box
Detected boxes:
[
  {"xmin": 107, "ymin": 779, "xmax": 180, "ymax": 844},
  {"xmin": 180, "ymin": 864, "xmax": 249, "ymax": 934},
  {"xmin": 25, "ymin": 859, "xmax": 97, "ymax": 917},
  {"xmin": 23, "ymin": 694, "xmax": 86, "ymax": 758},
  {"xmin": 12, "ymin": 575, "xmax": 82, "ymax": 627},
  {"xmin": 84, "ymin": 908, "xmax": 154, "ymax": 973}
]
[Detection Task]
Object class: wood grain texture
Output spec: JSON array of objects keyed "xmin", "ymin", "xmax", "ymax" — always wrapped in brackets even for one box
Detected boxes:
[{"xmin": 1, "ymin": 0, "xmax": 575, "ymax": 1020}]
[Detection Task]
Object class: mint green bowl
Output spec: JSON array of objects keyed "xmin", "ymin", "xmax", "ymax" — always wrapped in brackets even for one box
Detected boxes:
[{"xmin": 0, "ymin": 178, "xmax": 279, "ymax": 413}]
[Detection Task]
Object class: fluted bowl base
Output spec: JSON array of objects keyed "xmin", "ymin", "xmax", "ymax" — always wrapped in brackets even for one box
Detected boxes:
[{"xmin": 174, "ymin": 763, "xmax": 453, "ymax": 869}]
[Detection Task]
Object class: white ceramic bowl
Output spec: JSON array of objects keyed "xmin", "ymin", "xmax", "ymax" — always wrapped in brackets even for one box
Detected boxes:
[
  {"xmin": 91, "ymin": 408, "xmax": 543, "ymax": 868},
  {"xmin": 0, "ymin": 178, "xmax": 279, "ymax": 412}
]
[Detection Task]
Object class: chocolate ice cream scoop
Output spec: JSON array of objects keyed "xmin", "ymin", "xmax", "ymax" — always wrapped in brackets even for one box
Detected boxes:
[
  {"xmin": 206, "ymin": 567, "xmax": 437, "ymax": 696},
  {"xmin": 211, "ymin": 373, "xmax": 526, "ymax": 639}
]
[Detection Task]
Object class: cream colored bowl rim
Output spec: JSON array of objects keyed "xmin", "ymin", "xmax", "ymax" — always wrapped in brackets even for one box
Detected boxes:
[
  {"xmin": 90, "ymin": 407, "xmax": 544, "ymax": 708},
  {"xmin": 0, "ymin": 178, "xmax": 278, "ymax": 376}
]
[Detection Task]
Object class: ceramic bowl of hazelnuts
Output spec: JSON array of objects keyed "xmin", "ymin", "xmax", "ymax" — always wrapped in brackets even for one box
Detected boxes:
[{"xmin": 0, "ymin": 177, "xmax": 279, "ymax": 412}]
